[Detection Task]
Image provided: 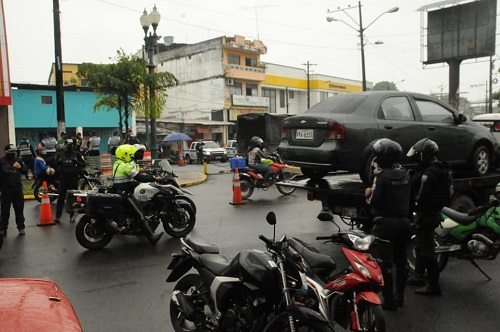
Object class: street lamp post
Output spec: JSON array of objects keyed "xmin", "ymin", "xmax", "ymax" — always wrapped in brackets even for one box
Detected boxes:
[
  {"xmin": 140, "ymin": 5, "xmax": 161, "ymax": 159},
  {"xmin": 327, "ymin": 1, "xmax": 398, "ymax": 91}
]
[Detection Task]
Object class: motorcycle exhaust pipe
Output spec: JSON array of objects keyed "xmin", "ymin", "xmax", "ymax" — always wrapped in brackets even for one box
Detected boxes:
[
  {"xmin": 172, "ymin": 290, "xmax": 196, "ymax": 318},
  {"xmin": 472, "ymin": 233, "xmax": 493, "ymax": 245}
]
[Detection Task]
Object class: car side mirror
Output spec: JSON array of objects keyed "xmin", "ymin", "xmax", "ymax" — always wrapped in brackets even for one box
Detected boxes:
[{"xmin": 456, "ymin": 113, "xmax": 467, "ymax": 124}]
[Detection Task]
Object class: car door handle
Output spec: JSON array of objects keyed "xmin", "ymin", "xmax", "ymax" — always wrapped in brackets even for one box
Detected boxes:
[
  {"xmin": 384, "ymin": 125, "xmax": 393, "ymax": 129},
  {"xmin": 427, "ymin": 126, "xmax": 436, "ymax": 131}
]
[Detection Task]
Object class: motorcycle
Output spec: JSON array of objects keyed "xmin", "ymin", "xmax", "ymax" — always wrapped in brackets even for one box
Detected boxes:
[
  {"xmin": 407, "ymin": 200, "xmax": 500, "ymax": 280},
  {"xmin": 75, "ymin": 180, "xmax": 196, "ymax": 250},
  {"xmin": 166, "ymin": 212, "xmax": 333, "ymax": 332},
  {"xmin": 285, "ymin": 231, "xmax": 386, "ymax": 332},
  {"xmin": 235, "ymin": 152, "xmax": 297, "ymax": 200},
  {"xmin": 33, "ymin": 168, "xmax": 102, "ymax": 203}
]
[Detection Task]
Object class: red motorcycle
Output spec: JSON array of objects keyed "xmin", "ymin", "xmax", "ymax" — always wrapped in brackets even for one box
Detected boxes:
[
  {"xmin": 235, "ymin": 152, "xmax": 296, "ymax": 199},
  {"xmin": 287, "ymin": 231, "xmax": 386, "ymax": 332}
]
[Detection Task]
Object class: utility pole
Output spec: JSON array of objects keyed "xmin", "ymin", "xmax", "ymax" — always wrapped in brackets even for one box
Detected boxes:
[
  {"xmin": 53, "ymin": 0, "xmax": 66, "ymax": 137},
  {"xmin": 302, "ymin": 61, "xmax": 316, "ymax": 109},
  {"xmin": 489, "ymin": 55, "xmax": 494, "ymax": 113}
]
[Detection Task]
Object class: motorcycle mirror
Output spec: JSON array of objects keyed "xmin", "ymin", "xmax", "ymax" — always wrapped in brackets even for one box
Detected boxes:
[{"xmin": 266, "ymin": 212, "xmax": 276, "ymax": 225}]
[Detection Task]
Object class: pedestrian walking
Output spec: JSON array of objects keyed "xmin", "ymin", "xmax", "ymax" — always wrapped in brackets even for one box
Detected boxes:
[
  {"xmin": 18, "ymin": 137, "xmax": 36, "ymax": 179},
  {"xmin": 108, "ymin": 131, "xmax": 121, "ymax": 155},
  {"xmin": 0, "ymin": 144, "xmax": 28, "ymax": 236},
  {"xmin": 126, "ymin": 129, "xmax": 140, "ymax": 145},
  {"xmin": 52, "ymin": 139, "xmax": 86, "ymax": 222},
  {"xmin": 87, "ymin": 131, "xmax": 101, "ymax": 157},
  {"xmin": 406, "ymin": 138, "xmax": 451, "ymax": 296},
  {"xmin": 365, "ymin": 138, "xmax": 412, "ymax": 310},
  {"xmin": 41, "ymin": 132, "xmax": 58, "ymax": 166}
]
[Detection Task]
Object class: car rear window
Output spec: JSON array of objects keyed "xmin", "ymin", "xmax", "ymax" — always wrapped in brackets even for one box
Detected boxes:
[{"xmin": 306, "ymin": 94, "xmax": 368, "ymax": 114}]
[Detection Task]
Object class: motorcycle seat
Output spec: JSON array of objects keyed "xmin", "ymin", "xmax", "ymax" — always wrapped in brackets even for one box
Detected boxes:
[
  {"xmin": 288, "ymin": 237, "xmax": 336, "ymax": 271},
  {"xmin": 441, "ymin": 207, "xmax": 477, "ymax": 225},
  {"xmin": 199, "ymin": 253, "xmax": 230, "ymax": 275},
  {"xmin": 185, "ymin": 236, "xmax": 220, "ymax": 254}
]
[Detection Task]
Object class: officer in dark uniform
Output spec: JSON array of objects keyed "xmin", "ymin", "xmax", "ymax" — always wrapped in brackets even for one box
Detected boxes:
[
  {"xmin": 52, "ymin": 139, "xmax": 86, "ymax": 222},
  {"xmin": 365, "ymin": 138, "xmax": 412, "ymax": 310},
  {"xmin": 406, "ymin": 138, "xmax": 451, "ymax": 296},
  {"xmin": 0, "ymin": 144, "xmax": 28, "ymax": 236}
]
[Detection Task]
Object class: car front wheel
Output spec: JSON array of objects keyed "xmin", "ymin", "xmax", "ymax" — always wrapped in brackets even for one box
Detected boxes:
[{"xmin": 469, "ymin": 145, "xmax": 490, "ymax": 177}]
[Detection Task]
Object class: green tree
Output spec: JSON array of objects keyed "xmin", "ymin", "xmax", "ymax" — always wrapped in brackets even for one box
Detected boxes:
[
  {"xmin": 372, "ymin": 81, "xmax": 399, "ymax": 91},
  {"xmin": 77, "ymin": 50, "xmax": 178, "ymax": 137}
]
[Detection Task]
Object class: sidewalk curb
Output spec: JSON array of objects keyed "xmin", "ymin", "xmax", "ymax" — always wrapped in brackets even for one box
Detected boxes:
[{"xmin": 179, "ymin": 173, "xmax": 208, "ymax": 187}]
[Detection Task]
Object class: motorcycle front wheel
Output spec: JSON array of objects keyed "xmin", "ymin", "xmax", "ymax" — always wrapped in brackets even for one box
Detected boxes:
[
  {"xmin": 407, "ymin": 235, "xmax": 449, "ymax": 274},
  {"xmin": 276, "ymin": 171, "xmax": 297, "ymax": 196},
  {"xmin": 351, "ymin": 302, "xmax": 385, "ymax": 332},
  {"xmin": 75, "ymin": 215, "xmax": 113, "ymax": 250},
  {"xmin": 162, "ymin": 200, "xmax": 196, "ymax": 237},
  {"xmin": 235, "ymin": 177, "xmax": 254, "ymax": 200},
  {"xmin": 34, "ymin": 183, "xmax": 58, "ymax": 203},
  {"xmin": 170, "ymin": 274, "xmax": 206, "ymax": 332}
]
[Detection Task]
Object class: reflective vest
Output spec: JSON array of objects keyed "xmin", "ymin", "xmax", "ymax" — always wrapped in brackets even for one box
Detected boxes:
[
  {"xmin": 18, "ymin": 142, "xmax": 33, "ymax": 156},
  {"xmin": 112, "ymin": 159, "xmax": 139, "ymax": 185},
  {"xmin": 42, "ymin": 137, "xmax": 57, "ymax": 153}
]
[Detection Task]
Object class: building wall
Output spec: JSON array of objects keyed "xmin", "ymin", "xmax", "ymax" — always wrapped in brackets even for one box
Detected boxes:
[{"xmin": 12, "ymin": 85, "xmax": 128, "ymax": 152}]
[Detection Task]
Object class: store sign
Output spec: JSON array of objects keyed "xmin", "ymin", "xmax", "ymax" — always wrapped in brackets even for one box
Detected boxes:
[{"xmin": 232, "ymin": 95, "xmax": 268, "ymax": 107}]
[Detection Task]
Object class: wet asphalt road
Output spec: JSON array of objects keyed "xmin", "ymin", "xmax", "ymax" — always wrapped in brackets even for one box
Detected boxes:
[{"xmin": 1, "ymin": 167, "xmax": 500, "ymax": 331}]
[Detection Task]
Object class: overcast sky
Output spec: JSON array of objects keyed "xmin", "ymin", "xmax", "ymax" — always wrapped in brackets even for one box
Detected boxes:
[{"xmin": 3, "ymin": 0, "xmax": 499, "ymax": 103}]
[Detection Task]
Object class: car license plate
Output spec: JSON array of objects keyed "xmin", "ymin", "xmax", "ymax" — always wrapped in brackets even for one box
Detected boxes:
[{"xmin": 295, "ymin": 129, "xmax": 314, "ymax": 140}]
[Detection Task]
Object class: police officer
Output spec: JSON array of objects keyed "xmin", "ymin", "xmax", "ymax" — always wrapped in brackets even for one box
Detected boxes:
[
  {"xmin": 365, "ymin": 138, "xmax": 412, "ymax": 310},
  {"xmin": 41, "ymin": 131, "xmax": 58, "ymax": 166},
  {"xmin": 112, "ymin": 144, "xmax": 163, "ymax": 246},
  {"xmin": 52, "ymin": 139, "xmax": 86, "ymax": 222},
  {"xmin": 406, "ymin": 138, "xmax": 451, "ymax": 296},
  {"xmin": 18, "ymin": 137, "xmax": 36, "ymax": 179},
  {"xmin": 196, "ymin": 140, "xmax": 205, "ymax": 165},
  {"xmin": 0, "ymin": 144, "xmax": 28, "ymax": 236}
]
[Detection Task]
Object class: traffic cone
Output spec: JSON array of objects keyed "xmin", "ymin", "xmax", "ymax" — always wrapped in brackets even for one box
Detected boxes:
[
  {"xmin": 37, "ymin": 181, "xmax": 56, "ymax": 226},
  {"xmin": 230, "ymin": 168, "xmax": 245, "ymax": 205},
  {"xmin": 178, "ymin": 155, "xmax": 185, "ymax": 166}
]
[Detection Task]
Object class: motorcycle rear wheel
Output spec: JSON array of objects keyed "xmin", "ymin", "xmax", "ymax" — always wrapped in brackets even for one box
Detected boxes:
[
  {"xmin": 170, "ymin": 274, "xmax": 205, "ymax": 332},
  {"xmin": 75, "ymin": 215, "xmax": 113, "ymax": 250},
  {"xmin": 276, "ymin": 171, "xmax": 297, "ymax": 196},
  {"xmin": 235, "ymin": 177, "xmax": 254, "ymax": 200},
  {"xmin": 162, "ymin": 200, "xmax": 196, "ymax": 237},
  {"xmin": 407, "ymin": 235, "xmax": 449, "ymax": 274},
  {"xmin": 351, "ymin": 302, "xmax": 385, "ymax": 332}
]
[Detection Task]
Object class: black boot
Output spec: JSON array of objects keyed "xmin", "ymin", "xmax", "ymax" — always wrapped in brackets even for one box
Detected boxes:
[
  {"xmin": 395, "ymin": 267, "xmax": 409, "ymax": 307},
  {"xmin": 407, "ymin": 255, "xmax": 426, "ymax": 286},
  {"xmin": 381, "ymin": 269, "xmax": 397, "ymax": 311},
  {"xmin": 415, "ymin": 256, "xmax": 441, "ymax": 296}
]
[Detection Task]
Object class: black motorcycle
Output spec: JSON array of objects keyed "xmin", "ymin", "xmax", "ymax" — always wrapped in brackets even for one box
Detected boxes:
[{"xmin": 166, "ymin": 212, "xmax": 333, "ymax": 332}]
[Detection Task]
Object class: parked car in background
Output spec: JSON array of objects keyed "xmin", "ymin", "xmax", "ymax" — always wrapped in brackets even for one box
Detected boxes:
[
  {"xmin": 472, "ymin": 113, "xmax": 500, "ymax": 144},
  {"xmin": 278, "ymin": 91, "xmax": 498, "ymax": 184},
  {"xmin": 0, "ymin": 278, "xmax": 83, "ymax": 331},
  {"xmin": 226, "ymin": 139, "xmax": 238, "ymax": 158},
  {"xmin": 185, "ymin": 140, "xmax": 228, "ymax": 163}
]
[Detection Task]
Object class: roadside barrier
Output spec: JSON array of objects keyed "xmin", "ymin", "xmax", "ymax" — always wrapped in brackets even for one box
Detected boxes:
[
  {"xmin": 100, "ymin": 153, "xmax": 113, "ymax": 175},
  {"xmin": 230, "ymin": 168, "xmax": 245, "ymax": 205},
  {"xmin": 37, "ymin": 181, "xmax": 56, "ymax": 226}
]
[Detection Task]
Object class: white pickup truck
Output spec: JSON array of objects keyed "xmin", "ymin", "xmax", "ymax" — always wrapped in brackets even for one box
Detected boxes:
[
  {"xmin": 185, "ymin": 141, "xmax": 228, "ymax": 164},
  {"xmin": 225, "ymin": 140, "xmax": 238, "ymax": 158}
]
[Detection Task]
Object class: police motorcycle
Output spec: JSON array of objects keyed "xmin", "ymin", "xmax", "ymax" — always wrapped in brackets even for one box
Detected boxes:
[
  {"xmin": 75, "ymin": 146, "xmax": 196, "ymax": 250},
  {"xmin": 408, "ymin": 183, "xmax": 500, "ymax": 280},
  {"xmin": 166, "ymin": 212, "xmax": 333, "ymax": 332}
]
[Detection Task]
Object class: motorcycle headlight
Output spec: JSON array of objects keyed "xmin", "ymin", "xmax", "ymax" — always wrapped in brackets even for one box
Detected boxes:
[
  {"xmin": 353, "ymin": 261, "xmax": 372, "ymax": 280},
  {"xmin": 350, "ymin": 234, "xmax": 374, "ymax": 251}
]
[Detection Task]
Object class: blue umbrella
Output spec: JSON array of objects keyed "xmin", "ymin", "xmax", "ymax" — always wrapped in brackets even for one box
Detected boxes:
[{"xmin": 161, "ymin": 132, "xmax": 192, "ymax": 143}]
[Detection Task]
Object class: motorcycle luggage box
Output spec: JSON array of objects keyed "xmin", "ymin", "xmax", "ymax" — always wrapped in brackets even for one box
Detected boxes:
[
  {"xmin": 65, "ymin": 190, "xmax": 88, "ymax": 214},
  {"xmin": 85, "ymin": 193, "xmax": 125, "ymax": 218}
]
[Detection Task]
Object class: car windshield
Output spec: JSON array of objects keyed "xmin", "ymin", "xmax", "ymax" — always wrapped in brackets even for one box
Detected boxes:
[
  {"xmin": 307, "ymin": 94, "xmax": 368, "ymax": 114},
  {"xmin": 204, "ymin": 141, "xmax": 220, "ymax": 148}
]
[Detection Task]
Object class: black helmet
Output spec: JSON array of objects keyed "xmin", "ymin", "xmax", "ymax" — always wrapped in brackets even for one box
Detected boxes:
[
  {"xmin": 372, "ymin": 138, "xmax": 402, "ymax": 168},
  {"xmin": 250, "ymin": 136, "xmax": 264, "ymax": 149},
  {"xmin": 406, "ymin": 138, "xmax": 439, "ymax": 166}
]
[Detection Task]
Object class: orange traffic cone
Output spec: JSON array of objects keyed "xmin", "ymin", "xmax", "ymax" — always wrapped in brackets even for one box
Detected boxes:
[
  {"xmin": 230, "ymin": 168, "xmax": 245, "ymax": 205},
  {"xmin": 37, "ymin": 181, "xmax": 56, "ymax": 226},
  {"xmin": 178, "ymin": 155, "xmax": 185, "ymax": 166}
]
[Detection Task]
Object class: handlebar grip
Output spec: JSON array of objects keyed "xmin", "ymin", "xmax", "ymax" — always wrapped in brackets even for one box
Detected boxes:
[{"xmin": 259, "ymin": 235, "xmax": 273, "ymax": 246}]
